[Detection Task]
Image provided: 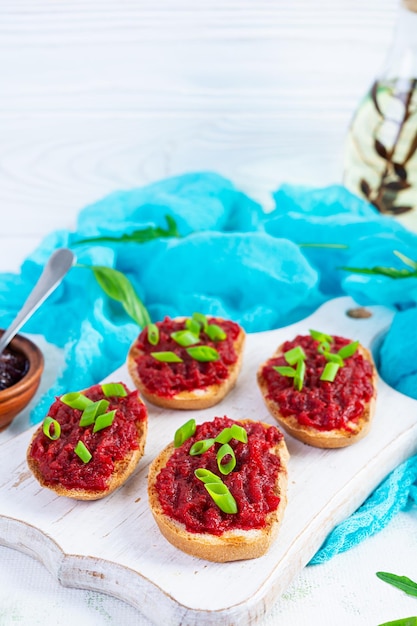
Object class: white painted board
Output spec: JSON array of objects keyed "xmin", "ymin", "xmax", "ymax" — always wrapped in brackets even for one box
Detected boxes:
[{"xmin": 1, "ymin": 297, "xmax": 416, "ymax": 626}]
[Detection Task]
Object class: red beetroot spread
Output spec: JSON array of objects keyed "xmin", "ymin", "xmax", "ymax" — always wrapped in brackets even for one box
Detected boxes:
[
  {"xmin": 28, "ymin": 383, "xmax": 147, "ymax": 491},
  {"xmin": 261, "ymin": 334, "xmax": 374, "ymax": 432},
  {"xmin": 133, "ymin": 317, "xmax": 241, "ymax": 398},
  {"xmin": 155, "ymin": 416, "xmax": 283, "ymax": 535}
]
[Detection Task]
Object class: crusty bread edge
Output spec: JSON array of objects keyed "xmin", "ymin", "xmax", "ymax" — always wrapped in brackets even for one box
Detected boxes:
[
  {"xmin": 127, "ymin": 318, "xmax": 246, "ymax": 410},
  {"xmin": 257, "ymin": 343, "xmax": 377, "ymax": 449},
  {"xmin": 147, "ymin": 420, "xmax": 289, "ymax": 562},
  {"xmin": 26, "ymin": 397, "xmax": 148, "ymax": 501}
]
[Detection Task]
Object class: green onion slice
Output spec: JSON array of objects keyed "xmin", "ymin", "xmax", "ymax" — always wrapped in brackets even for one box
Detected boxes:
[
  {"xmin": 79, "ymin": 399, "xmax": 110, "ymax": 427},
  {"xmin": 192, "ymin": 312, "xmax": 208, "ymax": 331},
  {"xmin": 294, "ymin": 359, "xmax": 306, "ymax": 391},
  {"xmin": 214, "ymin": 427, "xmax": 232, "ymax": 444},
  {"xmin": 74, "ymin": 440, "xmax": 92, "ymax": 463},
  {"xmin": 230, "ymin": 423, "xmax": 248, "ymax": 443},
  {"xmin": 151, "ymin": 351, "xmax": 183, "ymax": 363},
  {"xmin": 170, "ymin": 330, "xmax": 200, "ymax": 347},
  {"xmin": 214, "ymin": 424, "xmax": 247, "ymax": 445},
  {"xmin": 310, "ymin": 329, "xmax": 334, "ymax": 344},
  {"xmin": 93, "ymin": 409, "xmax": 116, "ymax": 432},
  {"xmin": 147, "ymin": 323, "xmax": 159, "ymax": 346},
  {"xmin": 186, "ymin": 346, "xmax": 219, "ymax": 362},
  {"xmin": 322, "ymin": 351, "xmax": 344, "ymax": 365},
  {"xmin": 317, "ymin": 341, "xmax": 332, "ymax": 354},
  {"xmin": 204, "ymin": 482, "xmax": 238, "ymax": 514},
  {"xmin": 42, "ymin": 416, "xmax": 61, "ymax": 440},
  {"xmin": 320, "ymin": 362, "xmax": 340, "ymax": 382},
  {"xmin": 338, "ymin": 341, "xmax": 359, "ymax": 359},
  {"xmin": 194, "ymin": 468, "xmax": 223, "ymax": 484},
  {"xmin": 185, "ymin": 318, "xmax": 201, "ymax": 335},
  {"xmin": 273, "ymin": 365, "xmax": 296, "ymax": 378},
  {"xmin": 189, "ymin": 438, "xmax": 215, "ymax": 455},
  {"xmin": 101, "ymin": 383, "xmax": 127, "ymax": 397},
  {"xmin": 205, "ymin": 324, "xmax": 227, "ymax": 341},
  {"xmin": 174, "ymin": 418, "xmax": 196, "ymax": 447},
  {"xmin": 217, "ymin": 443, "xmax": 236, "ymax": 475},
  {"xmin": 284, "ymin": 346, "xmax": 306, "ymax": 365},
  {"xmin": 61, "ymin": 392, "xmax": 93, "ymax": 410}
]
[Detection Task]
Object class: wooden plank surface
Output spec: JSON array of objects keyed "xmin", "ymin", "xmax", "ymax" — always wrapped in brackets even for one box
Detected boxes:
[{"xmin": 1, "ymin": 296, "xmax": 416, "ymax": 625}]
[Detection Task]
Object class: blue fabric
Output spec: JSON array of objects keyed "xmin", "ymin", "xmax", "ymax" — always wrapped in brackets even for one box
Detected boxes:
[{"xmin": 1, "ymin": 171, "xmax": 417, "ymax": 562}]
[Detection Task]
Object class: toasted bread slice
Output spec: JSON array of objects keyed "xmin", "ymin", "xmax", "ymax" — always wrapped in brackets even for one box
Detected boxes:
[
  {"xmin": 27, "ymin": 382, "xmax": 148, "ymax": 500},
  {"xmin": 148, "ymin": 417, "xmax": 289, "ymax": 562},
  {"xmin": 127, "ymin": 315, "xmax": 245, "ymax": 410},
  {"xmin": 257, "ymin": 334, "xmax": 377, "ymax": 449}
]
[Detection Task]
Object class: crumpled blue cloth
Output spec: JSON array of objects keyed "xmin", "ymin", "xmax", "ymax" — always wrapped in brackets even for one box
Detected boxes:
[
  {"xmin": 1, "ymin": 171, "xmax": 417, "ymax": 563},
  {"xmin": 310, "ymin": 454, "xmax": 417, "ymax": 564}
]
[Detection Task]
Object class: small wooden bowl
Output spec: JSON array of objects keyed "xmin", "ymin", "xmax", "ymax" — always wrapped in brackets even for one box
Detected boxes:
[{"xmin": 0, "ymin": 331, "xmax": 44, "ymax": 431}]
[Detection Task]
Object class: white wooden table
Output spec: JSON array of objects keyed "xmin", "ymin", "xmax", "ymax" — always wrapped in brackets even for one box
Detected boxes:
[{"xmin": 2, "ymin": 1, "xmax": 417, "ymax": 624}]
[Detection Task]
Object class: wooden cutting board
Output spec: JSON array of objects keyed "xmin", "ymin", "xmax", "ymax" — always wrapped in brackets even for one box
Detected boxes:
[{"xmin": 1, "ymin": 296, "xmax": 417, "ymax": 626}]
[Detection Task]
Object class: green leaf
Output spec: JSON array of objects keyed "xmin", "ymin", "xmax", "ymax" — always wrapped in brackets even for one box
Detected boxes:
[
  {"xmin": 75, "ymin": 214, "xmax": 181, "ymax": 245},
  {"xmin": 339, "ymin": 265, "xmax": 417, "ymax": 278},
  {"xmin": 378, "ymin": 618, "xmax": 417, "ymax": 626},
  {"xmin": 80, "ymin": 264, "xmax": 151, "ymax": 328},
  {"xmin": 298, "ymin": 242, "xmax": 349, "ymax": 249},
  {"xmin": 376, "ymin": 571, "xmax": 417, "ymax": 598},
  {"xmin": 393, "ymin": 250, "xmax": 417, "ymax": 269}
]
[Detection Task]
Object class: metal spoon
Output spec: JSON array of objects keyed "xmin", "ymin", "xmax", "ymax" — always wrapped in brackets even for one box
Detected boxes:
[{"xmin": 0, "ymin": 248, "xmax": 75, "ymax": 355}]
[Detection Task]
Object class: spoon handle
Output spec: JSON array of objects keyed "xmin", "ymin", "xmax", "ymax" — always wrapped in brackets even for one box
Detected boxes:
[{"xmin": 0, "ymin": 248, "xmax": 75, "ymax": 355}]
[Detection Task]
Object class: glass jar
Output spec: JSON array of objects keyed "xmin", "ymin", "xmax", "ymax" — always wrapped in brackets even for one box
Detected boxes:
[{"xmin": 343, "ymin": 0, "xmax": 417, "ymax": 231}]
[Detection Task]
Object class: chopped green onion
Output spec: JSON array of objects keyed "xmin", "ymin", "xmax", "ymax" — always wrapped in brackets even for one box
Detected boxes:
[
  {"xmin": 185, "ymin": 318, "xmax": 201, "ymax": 335},
  {"xmin": 186, "ymin": 346, "xmax": 219, "ymax": 362},
  {"xmin": 317, "ymin": 341, "xmax": 332, "ymax": 354},
  {"xmin": 61, "ymin": 392, "xmax": 93, "ymax": 410},
  {"xmin": 310, "ymin": 329, "xmax": 334, "ymax": 344},
  {"xmin": 205, "ymin": 324, "xmax": 227, "ymax": 341},
  {"xmin": 322, "ymin": 351, "xmax": 344, "ymax": 365},
  {"xmin": 192, "ymin": 312, "xmax": 208, "ymax": 331},
  {"xmin": 93, "ymin": 409, "xmax": 116, "ymax": 432},
  {"xmin": 174, "ymin": 418, "xmax": 196, "ymax": 447},
  {"xmin": 101, "ymin": 382, "xmax": 127, "ymax": 397},
  {"xmin": 204, "ymin": 482, "xmax": 238, "ymax": 514},
  {"xmin": 320, "ymin": 362, "xmax": 340, "ymax": 382},
  {"xmin": 79, "ymin": 399, "xmax": 110, "ymax": 427},
  {"xmin": 217, "ymin": 443, "xmax": 236, "ymax": 475},
  {"xmin": 147, "ymin": 323, "xmax": 159, "ymax": 346},
  {"xmin": 74, "ymin": 440, "xmax": 92, "ymax": 463},
  {"xmin": 230, "ymin": 423, "xmax": 248, "ymax": 443},
  {"xmin": 42, "ymin": 416, "xmax": 61, "ymax": 440},
  {"xmin": 170, "ymin": 330, "xmax": 201, "ymax": 347},
  {"xmin": 189, "ymin": 438, "xmax": 215, "ymax": 455},
  {"xmin": 284, "ymin": 346, "xmax": 306, "ymax": 365},
  {"xmin": 214, "ymin": 427, "xmax": 232, "ymax": 444},
  {"xmin": 294, "ymin": 358, "xmax": 306, "ymax": 391},
  {"xmin": 194, "ymin": 468, "xmax": 223, "ymax": 484},
  {"xmin": 273, "ymin": 365, "xmax": 296, "ymax": 378},
  {"xmin": 151, "ymin": 351, "xmax": 183, "ymax": 363},
  {"xmin": 194, "ymin": 469, "xmax": 237, "ymax": 513},
  {"xmin": 338, "ymin": 341, "xmax": 359, "ymax": 359}
]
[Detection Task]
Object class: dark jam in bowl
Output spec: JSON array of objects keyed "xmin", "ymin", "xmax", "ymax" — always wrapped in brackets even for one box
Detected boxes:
[{"xmin": 0, "ymin": 347, "xmax": 29, "ymax": 391}]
